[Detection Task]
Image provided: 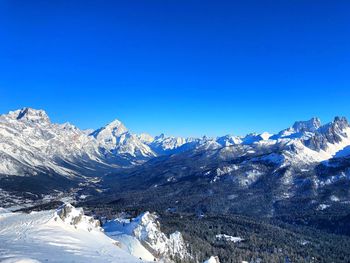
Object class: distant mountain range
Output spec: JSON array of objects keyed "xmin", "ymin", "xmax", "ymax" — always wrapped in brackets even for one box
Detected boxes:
[{"xmin": 1, "ymin": 107, "xmax": 349, "ymax": 179}]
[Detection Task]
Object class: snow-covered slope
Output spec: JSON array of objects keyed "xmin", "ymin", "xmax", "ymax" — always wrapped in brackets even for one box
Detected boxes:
[
  {"xmin": 0, "ymin": 204, "xmax": 189, "ymax": 263},
  {"xmin": 0, "ymin": 204, "xmax": 145, "ymax": 263},
  {"xmin": 103, "ymin": 211, "xmax": 190, "ymax": 262}
]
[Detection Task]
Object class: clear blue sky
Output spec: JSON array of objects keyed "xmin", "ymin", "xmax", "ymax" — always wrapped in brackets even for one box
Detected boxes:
[{"xmin": 0, "ymin": 0, "xmax": 349, "ymax": 137}]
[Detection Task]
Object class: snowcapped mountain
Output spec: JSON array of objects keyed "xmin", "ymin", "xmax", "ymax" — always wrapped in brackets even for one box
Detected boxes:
[
  {"xmin": 276, "ymin": 117, "xmax": 350, "ymax": 164},
  {"xmin": 144, "ymin": 133, "xmax": 199, "ymax": 155},
  {"xmin": 216, "ymin": 135, "xmax": 242, "ymax": 146},
  {"xmin": 0, "ymin": 108, "xmax": 159, "ymax": 180},
  {"xmin": 0, "ymin": 108, "xmax": 349, "ymax": 172},
  {"xmin": 0, "ymin": 108, "xmax": 110, "ymax": 178},
  {"xmin": 91, "ymin": 119, "xmax": 156, "ymax": 160},
  {"xmin": 211, "ymin": 117, "xmax": 350, "ymax": 165},
  {"xmin": 280, "ymin": 117, "xmax": 321, "ymax": 136}
]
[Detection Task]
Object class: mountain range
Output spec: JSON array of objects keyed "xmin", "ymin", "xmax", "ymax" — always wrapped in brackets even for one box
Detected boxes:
[{"xmin": 1, "ymin": 107, "xmax": 349, "ymax": 180}]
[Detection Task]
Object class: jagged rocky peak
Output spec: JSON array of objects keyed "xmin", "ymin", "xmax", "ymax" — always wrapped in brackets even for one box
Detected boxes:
[
  {"xmin": 56, "ymin": 203, "xmax": 84, "ymax": 224},
  {"xmin": 91, "ymin": 118, "xmax": 129, "ymax": 145},
  {"xmin": 292, "ymin": 117, "xmax": 321, "ymax": 133},
  {"xmin": 304, "ymin": 116, "xmax": 350, "ymax": 152},
  {"xmin": 276, "ymin": 117, "xmax": 322, "ymax": 139},
  {"xmin": 333, "ymin": 116, "xmax": 349, "ymax": 129},
  {"xmin": 9, "ymin": 107, "xmax": 50, "ymax": 124},
  {"xmin": 131, "ymin": 211, "xmax": 190, "ymax": 260},
  {"xmin": 90, "ymin": 118, "xmax": 155, "ymax": 158},
  {"xmin": 317, "ymin": 116, "xmax": 349, "ymax": 135},
  {"xmin": 106, "ymin": 119, "xmax": 128, "ymax": 134},
  {"xmin": 92, "ymin": 118, "xmax": 128, "ymax": 138},
  {"xmin": 55, "ymin": 203, "xmax": 101, "ymax": 231}
]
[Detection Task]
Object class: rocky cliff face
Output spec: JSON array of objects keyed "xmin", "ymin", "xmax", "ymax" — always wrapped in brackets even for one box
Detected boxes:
[
  {"xmin": 55, "ymin": 203, "xmax": 101, "ymax": 232},
  {"xmin": 103, "ymin": 211, "xmax": 191, "ymax": 262},
  {"xmin": 132, "ymin": 212, "xmax": 190, "ymax": 261}
]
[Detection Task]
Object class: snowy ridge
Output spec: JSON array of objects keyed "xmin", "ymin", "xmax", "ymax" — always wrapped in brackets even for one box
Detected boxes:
[
  {"xmin": 146, "ymin": 134, "xmax": 198, "ymax": 155},
  {"xmin": 103, "ymin": 211, "xmax": 190, "ymax": 262},
  {"xmin": 0, "ymin": 204, "xmax": 145, "ymax": 263},
  {"xmin": 55, "ymin": 203, "xmax": 102, "ymax": 232}
]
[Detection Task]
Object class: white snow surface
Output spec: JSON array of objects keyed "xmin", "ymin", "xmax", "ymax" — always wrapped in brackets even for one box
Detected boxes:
[
  {"xmin": 216, "ymin": 234, "xmax": 244, "ymax": 243},
  {"xmin": 0, "ymin": 204, "xmax": 144, "ymax": 263},
  {"xmin": 203, "ymin": 256, "xmax": 220, "ymax": 263},
  {"xmin": 317, "ymin": 204, "xmax": 330, "ymax": 211},
  {"xmin": 1, "ymin": 258, "xmax": 42, "ymax": 263},
  {"xmin": 103, "ymin": 211, "xmax": 189, "ymax": 262}
]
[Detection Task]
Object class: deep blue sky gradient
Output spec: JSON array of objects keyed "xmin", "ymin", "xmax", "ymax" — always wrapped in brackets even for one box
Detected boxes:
[{"xmin": 0, "ymin": 0, "xmax": 349, "ymax": 136}]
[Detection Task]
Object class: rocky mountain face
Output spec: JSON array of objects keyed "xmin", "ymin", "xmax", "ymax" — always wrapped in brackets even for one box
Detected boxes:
[
  {"xmin": 91, "ymin": 119, "xmax": 156, "ymax": 161},
  {"xmin": 131, "ymin": 212, "xmax": 190, "ymax": 261},
  {"xmin": 0, "ymin": 108, "xmax": 111, "ymax": 180},
  {"xmin": 103, "ymin": 211, "xmax": 190, "ymax": 262}
]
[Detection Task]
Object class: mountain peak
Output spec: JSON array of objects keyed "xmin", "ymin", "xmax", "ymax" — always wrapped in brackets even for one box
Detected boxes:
[
  {"xmin": 333, "ymin": 116, "xmax": 349, "ymax": 126},
  {"xmin": 106, "ymin": 119, "xmax": 128, "ymax": 134},
  {"xmin": 106, "ymin": 118, "xmax": 124, "ymax": 127},
  {"xmin": 92, "ymin": 118, "xmax": 128, "ymax": 139},
  {"xmin": 15, "ymin": 107, "xmax": 50, "ymax": 124},
  {"xmin": 292, "ymin": 117, "xmax": 321, "ymax": 133}
]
